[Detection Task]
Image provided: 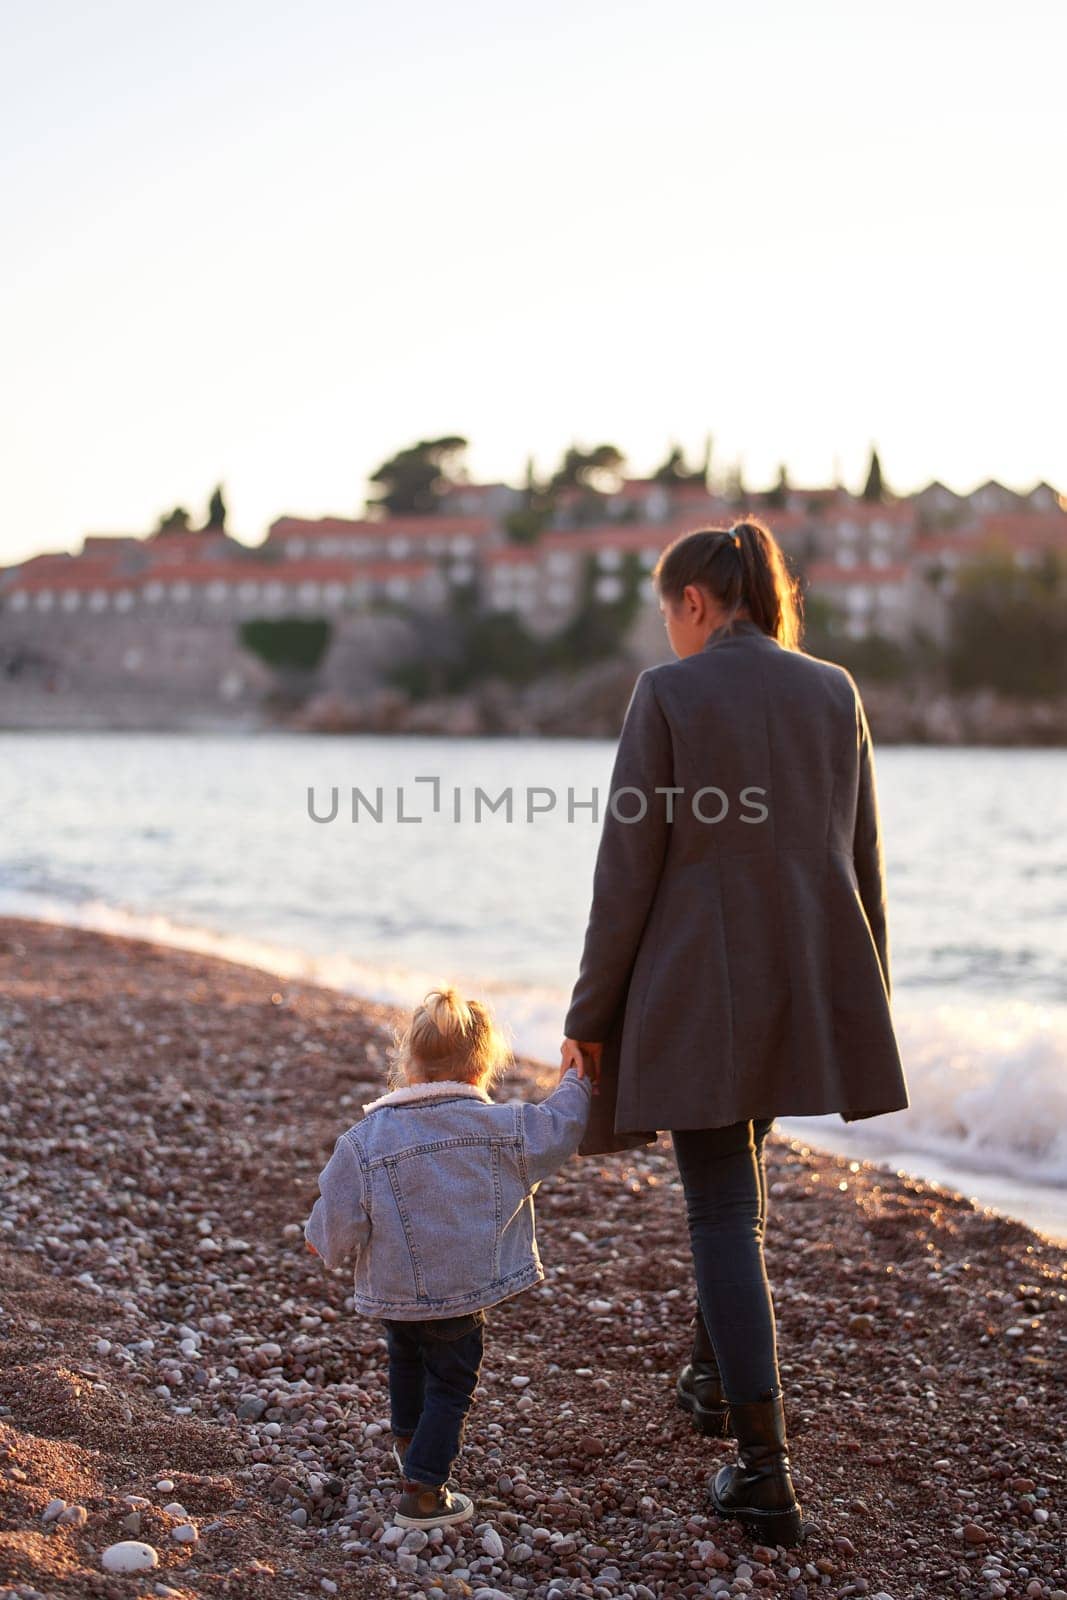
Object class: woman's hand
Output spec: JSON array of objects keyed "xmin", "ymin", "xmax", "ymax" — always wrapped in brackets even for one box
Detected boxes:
[{"xmin": 560, "ymin": 1037, "xmax": 603, "ymax": 1092}]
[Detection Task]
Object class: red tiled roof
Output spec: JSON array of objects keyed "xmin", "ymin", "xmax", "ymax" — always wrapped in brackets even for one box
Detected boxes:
[
  {"xmin": 3, "ymin": 558, "xmax": 435, "ymax": 596},
  {"xmin": 807, "ymin": 562, "xmax": 910, "ymax": 585},
  {"xmin": 141, "ymin": 533, "xmax": 239, "ymax": 564},
  {"xmin": 267, "ymin": 515, "xmax": 494, "ymax": 542},
  {"xmin": 542, "ymin": 525, "xmax": 680, "ymax": 553},
  {"xmin": 973, "ymin": 513, "xmax": 1067, "ymax": 546},
  {"xmin": 819, "ymin": 501, "xmax": 916, "ymax": 525},
  {"xmin": 3, "ymin": 559, "xmax": 137, "ymax": 593},
  {"xmin": 3, "ymin": 552, "xmax": 82, "ymax": 577},
  {"xmin": 915, "ymin": 514, "xmax": 1067, "ymax": 557},
  {"xmin": 262, "ymin": 559, "xmax": 433, "ymax": 582},
  {"xmin": 541, "ymin": 512, "xmax": 809, "ymax": 553},
  {"xmin": 914, "ymin": 532, "xmax": 991, "ymax": 557}
]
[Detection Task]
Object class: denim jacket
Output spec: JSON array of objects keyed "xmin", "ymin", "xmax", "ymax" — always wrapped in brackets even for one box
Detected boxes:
[{"xmin": 304, "ymin": 1068, "xmax": 592, "ymax": 1320}]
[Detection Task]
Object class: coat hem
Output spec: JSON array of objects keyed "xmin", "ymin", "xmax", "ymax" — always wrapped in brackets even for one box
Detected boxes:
[{"xmin": 619, "ymin": 1096, "xmax": 910, "ymax": 1134}]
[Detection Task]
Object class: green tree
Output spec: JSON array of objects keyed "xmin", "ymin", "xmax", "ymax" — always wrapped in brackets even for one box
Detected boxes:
[
  {"xmin": 368, "ymin": 436, "xmax": 469, "ymax": 516},
  {"xmin": 548, "ymin": 443, "xmax": 626, "ymax": 494},
  {"xmin": 862, "ymin": 446, "xmax": 887, "ymax": 503},
  {"xmin": 651, "ymin": 443, "xmax": 706, "ymax": 486},
  {"xmin": 724, "ymin": 460, "xmax": 746, "ymax": 507},
  {"xmin": 205, "ymin": 484, "xmax": 227, "ymax": 530},
  {"xmin": 240, "ymin": 617, "xmax": 332, "ymax": 673},
  {"xmin": 156, "ymin": 506, "xmax": 191, "ymax": 534},
  {"xmin": 947, "ymin": 547, "xmax": 1067, "ymax": 697},
  {"xmin": 504, "ymin": 507, "xmax": 550, "ymax": 545},
  {"xmin": 764, "ymin": 463, "xmax": 790, "ymax": 509}
]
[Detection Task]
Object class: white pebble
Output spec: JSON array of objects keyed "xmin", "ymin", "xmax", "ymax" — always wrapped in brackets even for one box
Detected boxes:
[
  {"xmin": 481, "ymin": 1526, "xmax": 505, "ymax": 1559},
  {"xmin": 162, "ymin": 1502, "xmax": 187, "ymax": 1517},
  {"xmin": 101, "ymin": 1541, "xmax": 160, "ymax": 1573},
  {"xmin": 511, "ymin": 1375, "xmax": 531, "ymax": 1389},
  {"xmin": 42, "ymin": 1498, "xmax": 66, "ymax": 1524},
  {"xmin": 154, "ymin": 1479, "xmax": 175, "ymax": 1492},
  {"xmin": 171, "ymin": 1524, "xmax": 198, "ymax": 1544}
]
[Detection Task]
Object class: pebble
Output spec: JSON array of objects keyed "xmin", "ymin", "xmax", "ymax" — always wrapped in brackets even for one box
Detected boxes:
[
  {"xmin": 4, "ymin": 964, "xmax": 1066, "ymax": 1600},
  {"xmin": 481, "ymin": 1526, "xmax": 505, "ymax": 1558},
  {"xmin": 101, "ymin": 1541, "xmax": 160, "ymax": 1573},
  {"xmin": 170, "ymin": 1524, "xmax": 198, "ymax": 1543}
]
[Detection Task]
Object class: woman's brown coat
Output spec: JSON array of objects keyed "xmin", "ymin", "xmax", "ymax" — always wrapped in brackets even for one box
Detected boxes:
[{"xmin": 564, "ymin": 618, "xmax": 909, "ymax": 1153}]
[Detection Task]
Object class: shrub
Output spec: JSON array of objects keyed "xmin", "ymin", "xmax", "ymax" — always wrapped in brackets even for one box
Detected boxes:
[{"xmin": 239, "ymin": 617, "xmax": 332, "ymax": 672}]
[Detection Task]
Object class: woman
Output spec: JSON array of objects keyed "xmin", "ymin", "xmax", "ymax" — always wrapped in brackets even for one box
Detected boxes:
[{"xmin": 559, "ymin": 517, "xmax": 908, "ymax": 1548}]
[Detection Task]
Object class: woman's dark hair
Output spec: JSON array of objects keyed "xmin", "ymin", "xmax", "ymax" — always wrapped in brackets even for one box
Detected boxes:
[{"xmin": 651, "ymin": 517, "xmax": 803, "ymax": 650}]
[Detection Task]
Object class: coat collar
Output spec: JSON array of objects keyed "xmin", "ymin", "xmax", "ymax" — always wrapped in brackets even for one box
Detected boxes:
[
  {"xmin": 362, "ymin": 1079, "xmax": 492, "ymax": 1114},
  {"xmin": 700, "ymin": 616, "xmax": 778, "ymax": 652}
]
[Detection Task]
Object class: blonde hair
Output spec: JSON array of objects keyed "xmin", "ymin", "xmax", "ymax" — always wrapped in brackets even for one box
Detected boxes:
[{"xmin": 390, "ymin": 986, "xmax": 511, "ymax": 1090}]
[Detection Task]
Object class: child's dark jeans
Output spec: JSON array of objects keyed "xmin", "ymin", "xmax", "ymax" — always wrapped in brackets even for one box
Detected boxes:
[{"xmin": 383, "ymin": 1309, "xmax": 486, "ymax": 1487}]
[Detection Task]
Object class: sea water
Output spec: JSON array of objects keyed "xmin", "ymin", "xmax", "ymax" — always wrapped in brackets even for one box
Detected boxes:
[{"xmin": 1, "ymin": 731, "xmax": 1064, "ymax": 1240}]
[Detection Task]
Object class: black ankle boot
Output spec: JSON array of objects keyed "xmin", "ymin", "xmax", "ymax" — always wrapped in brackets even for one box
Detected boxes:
[
  {"xmin": 676, "ymin": 1362, "xmax": 731, "ymax": 1437},
  {"xmin": 676, "ymin": 1307, "xmax": 731, "ymax": 1438},
  {"xmin": 709, "ymin": 1391, "xmax": 804, "ymax": 1547}
]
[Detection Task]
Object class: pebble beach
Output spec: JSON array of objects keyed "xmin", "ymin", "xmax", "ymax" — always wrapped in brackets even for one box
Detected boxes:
[{"xmin": 0, "ymin": 917, "xmax": 1063, "ymax": 1600}]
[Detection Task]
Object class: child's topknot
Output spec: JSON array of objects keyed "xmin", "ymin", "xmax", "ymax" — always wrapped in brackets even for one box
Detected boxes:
[{"xmin": 391, "ymin": 986, "xmax": 511, "ymax": 1090}]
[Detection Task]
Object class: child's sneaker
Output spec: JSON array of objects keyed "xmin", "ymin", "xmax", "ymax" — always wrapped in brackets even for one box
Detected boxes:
[{"xmin": 394, "ymin": 1481, "xmax": 475, "ymax": 1529}]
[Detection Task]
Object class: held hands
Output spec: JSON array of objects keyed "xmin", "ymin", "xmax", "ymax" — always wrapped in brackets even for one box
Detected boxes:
[{"xmin": 560, "ymin": 1037, "xmax": 602, "ymax": 1095}]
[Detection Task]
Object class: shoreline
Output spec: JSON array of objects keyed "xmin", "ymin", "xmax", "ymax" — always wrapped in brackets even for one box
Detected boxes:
[
  {"xmin": 0, "ymin": 917, "xmax": 1064, "ymax": 1599},
  {"xmin": 776, "ymin": 1120, "xmax": 1067, "ymax": 1251},
  {"xmin": 3, "ymin": 670, "xmax": 1067, "ymax": 746},
  {"xmin": 1, "ymin": 896, "xmax": 1063, "ymax": 1250}
]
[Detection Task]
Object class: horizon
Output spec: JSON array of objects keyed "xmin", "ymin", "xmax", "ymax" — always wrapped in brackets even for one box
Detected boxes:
[{"xmin": 2, "ymin": 0, "xmax": 1064, "ymax": 566}]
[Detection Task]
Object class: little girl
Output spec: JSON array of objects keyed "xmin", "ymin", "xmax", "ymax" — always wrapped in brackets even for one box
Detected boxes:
[{"xmin": 304, "ymin": 986, "xmax": 591, "ymax": 1529}]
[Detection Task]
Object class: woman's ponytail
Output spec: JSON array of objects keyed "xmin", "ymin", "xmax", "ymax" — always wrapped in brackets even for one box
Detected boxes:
[
  {"xmin": 652, "ymin": 514, "xmax": 803, "ymax": 650},
  {"xmin": 731, "ymin": 518, "xmax": 803, "ymax": 650}
]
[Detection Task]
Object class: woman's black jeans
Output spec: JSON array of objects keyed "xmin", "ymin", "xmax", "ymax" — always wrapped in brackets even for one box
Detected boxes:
[
  {"xmin": 671, "ymin": 1117, "xmax": 780, "ymax": 1405},
  {"xmin": 384, "ymin": 1310, "xmax": 485, "ymax": 1487}
]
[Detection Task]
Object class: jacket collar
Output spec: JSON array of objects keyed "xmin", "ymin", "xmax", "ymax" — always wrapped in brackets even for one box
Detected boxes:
[
  {"xmin": 362, "ymin": 1079, "xmax": 492, "ymax": 1114},
  {"xmin": 700, "ymin": 616, "xmax": 777, "ymax": 652}
]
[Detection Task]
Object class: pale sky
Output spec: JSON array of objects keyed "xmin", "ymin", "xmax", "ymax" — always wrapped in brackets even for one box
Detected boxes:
[{"xmin": 2, "ymin": 0, "xmax": 1064, "ymax": 565}]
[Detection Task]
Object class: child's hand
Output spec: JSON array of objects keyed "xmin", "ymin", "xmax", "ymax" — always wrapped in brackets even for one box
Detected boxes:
[{"xmin": 560, "ymin": 1038, "xmax": 602, "ymax": 1093}]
